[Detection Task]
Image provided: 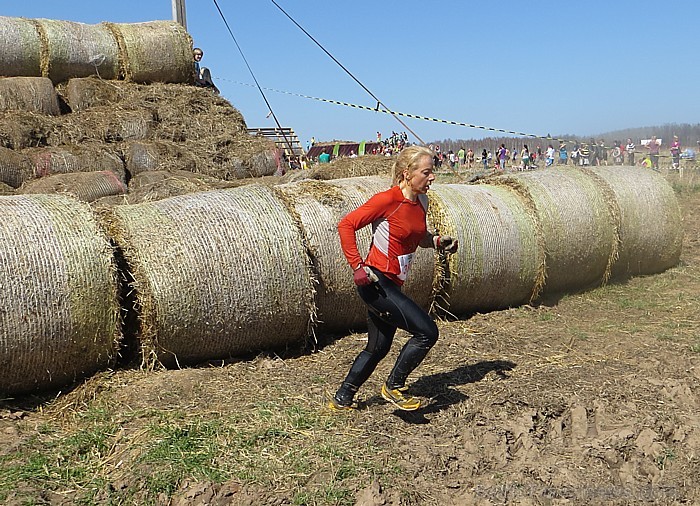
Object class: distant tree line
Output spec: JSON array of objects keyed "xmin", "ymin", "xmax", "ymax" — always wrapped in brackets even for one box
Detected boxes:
[{"xmin": 429, "ymin": 123, "xmax": 700, "ymax": 152}]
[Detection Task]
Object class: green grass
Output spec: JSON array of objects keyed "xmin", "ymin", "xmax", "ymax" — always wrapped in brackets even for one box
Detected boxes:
[{"xmin": 0, "ymin": 397, "xmax": 402, "ymax": 504}]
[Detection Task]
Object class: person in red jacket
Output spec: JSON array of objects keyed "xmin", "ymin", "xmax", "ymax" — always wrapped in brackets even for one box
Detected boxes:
[{"xmin": 328, "ymin": 145, "xmax": 458, "ymax": 412}]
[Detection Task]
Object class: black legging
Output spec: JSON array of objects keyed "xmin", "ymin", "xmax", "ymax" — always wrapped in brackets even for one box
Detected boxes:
[{"xmin": 335, "ymin": 268, "xmax": 438, "ymax": 404}]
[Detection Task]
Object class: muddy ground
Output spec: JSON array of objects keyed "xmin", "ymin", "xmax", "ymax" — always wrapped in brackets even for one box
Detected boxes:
[{"xmin": 1, "ymin": 172, "xmax": 699, "ymax": 505}]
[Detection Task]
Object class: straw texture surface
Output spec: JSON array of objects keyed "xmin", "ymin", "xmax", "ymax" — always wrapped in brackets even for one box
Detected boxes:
[
  {"xmin": 0, "ymin": 77, "xmax": 60, "ymax": 115},
  {"xmin": 0, "ymin": 194, "xmax": 119, "ymax": 394},
  {"xmin": 430, "ymin": 184, "xmax": 541, "ymax": 315},
  {"xmin": 107, "ymin": 185, "xmax": 314, "ymax": 367},
  {"xmin": 25, "ymin": 144, "xmax": 125, "ymax": 181},
  {"xmin": 39, "ymin": 19, "xmax": 119, "ymax": 83},
  {"xmin": 487, "ymin": 169, "xmax": 618, "ymax": 295},
  {"xmin": 0, "ymin": 146, "xmax": 34, "ymax": 188},
  {"xmin": 19, "ymin": 170, "xmax": 127, "ymax": 202},
  {"xmin": 585, "ymin": 166, "xmax": 683, "ymax": 278},
  {"xmin": 107, "ymin": 21, "xmax": 193, "ymax": 83},
  {"xmin": 278, "ymin": 176, "xmax": 436, "ymax": 333},
  {"xmin": 0, "ymin": 16, "xmax": 42, "ymax": 77}
]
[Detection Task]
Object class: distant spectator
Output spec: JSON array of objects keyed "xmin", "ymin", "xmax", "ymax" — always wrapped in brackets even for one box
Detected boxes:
[
  {"xmin": 646, "ymin": 135, "xmax": 660, "ymax": 170},
  {"xmin": 481, "ymin": 148, "xmax": 488, "ymax": 170},
  {"xmin": 625, "ymin": 138, "xmax": 636, "ymax": 166},
  {"xmin": 558, "ymin": 141, "xmax": 568, "ymax": 165},
  {"xmin": 498, "ymin": 143, "xmax": 507, "ymax": 170},
  {"xmin": 192, "ymin": 48, "xmax": 219, "ymax": 94},
  {"xmin": 670, "ymin": 135, "xmax": 681, "ymax": 169},
  {"xmin": 545, "ymin": 144, "xmax": 555, "ymax": 167},
  {"xmin": 319, "ymin": 150, "xmax": 331, "ymax": 163},
  {"xmin": 520, "ymin": 145, "xmax": 530, "ymax": 171}
]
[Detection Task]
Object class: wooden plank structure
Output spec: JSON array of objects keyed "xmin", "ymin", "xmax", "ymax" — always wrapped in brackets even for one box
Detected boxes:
[{"xmin": 247, "ymin": 127, "xmax": 304, "ymax": 158}]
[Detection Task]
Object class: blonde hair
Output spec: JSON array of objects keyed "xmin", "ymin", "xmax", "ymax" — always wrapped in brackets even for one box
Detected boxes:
[{"xmin": 391, "ymin": 145, "xmax": 434, "ymax": 185}]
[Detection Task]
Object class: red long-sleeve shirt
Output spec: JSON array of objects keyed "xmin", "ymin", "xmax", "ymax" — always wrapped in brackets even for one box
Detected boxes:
[{"xmin": 338, "ymin": 185, "xmax": 428, "ymax": 286}]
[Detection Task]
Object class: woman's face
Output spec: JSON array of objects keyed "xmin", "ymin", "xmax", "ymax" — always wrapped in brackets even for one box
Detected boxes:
[{"xmin": 405, "ymin": 155, "xmax": 435, "ymax": 194}]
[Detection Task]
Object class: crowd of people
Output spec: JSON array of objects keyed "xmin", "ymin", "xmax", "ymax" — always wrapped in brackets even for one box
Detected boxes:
[{"xmin": 427, "ymin": 136, "xmax": 697, "ymax": 173}]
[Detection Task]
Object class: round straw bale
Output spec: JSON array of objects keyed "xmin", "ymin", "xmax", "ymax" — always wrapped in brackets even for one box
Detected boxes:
[
  {"xmin": 48, "ymin": 106, "xmax": 154, "ymax": 145},
  {"xmin": 0, "ymin": 194, "xmax": 120, "ymax": 395},
  {"xmin": 0, "ymin": 77, "xmax": 60, "ymax": 115},
  {"xmin": 106, "ymin": 21, "xmax": 193, "ymax": 84},
  {"xmin": 310, "ymin": 155, "xmax": 393, "ymax": 180},
  {"xmin": 277, "ymin": 176, "xmax": 436, "ymax": 333},
  {"xmin": 122, "ymin": 140, "xmax": 196, "ymax": 176},
  {"xmin": 24, "ymin": 144, "xmax": 125, "ymax": 181},
  {"xmin": 486, "ymin": 169, "xmax": 618, "ymax": 296},
  {"xmin": 0, "ymin": 146, "xmax": 34, "ymax": 188},
  {"xmin": 0, "ymin": 16, "xmax": 42, "ymax": 77},
  {"xmin": 18, "ymin": 170, "xmax": 127, "ymax": 203},
  {"xmin": 59, "ymin": 76, "xmax": 122, "ymax": 112},
  {"xmin": 584, "ymin": 166, "xmax": 683, "ymax": 278},
  {"xmin": 429, "ymin": 183, "xmax": 541, "ymax": 316},
  {"xmin": 105, "ymin": 184, "xmax": 315, "ymax": 367},
  {"xmin": 38, "ymin": 19, "xmax": 119, "ymax": 83},
  {"xmin": 0, "ymin": 111, "xmax": 53, "ymax": 149}
]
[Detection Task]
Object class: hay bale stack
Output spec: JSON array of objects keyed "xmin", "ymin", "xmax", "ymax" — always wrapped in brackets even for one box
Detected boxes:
[
  {"xmin": 429, "ymin": 184, "xmax": 542, "ymax": 315},
  {"xmin": 0, "ymin": 182, "xmax": 14, "ymax": 195},
  {"xmin": 585, "ymin": 166, "xmax": 683, "ymax": 278},
  {"xmin": 486, "ymin": 169, "xmax": 618, "ymax": 296},
  {"xmin": 278, "ymin": 176, "xmax": 436, "ymax": 332},
  {"xmin": 0, "ymin": 77, "xmax": 60, "ymax": 115},
  {"xmin": 105, "ymin": 185, "xmax": 315, "ymax": 367},
  {"xmin": 48, "ymin": 106, "xmax": 154, "ymax": 145},
  {"xmin": 122, "ymin": 140, "xmax": 197, "ymax": 176},
  {"xmin": 0, "ymin": 194, "xmax": 119, "ymax": 395},
  {"xmin": 18, "ymin": 170, "xmax": 127, "ymax": 202},
  {"xmin": 0, "ymin": 111, "xmax": 52, "ymax": 149},
  {"xmin": 59, "ymin": 76, "xmax": 122, "ymax": 112},
  {"xmin": 191, "ymin": 135, "xmax": 279, "ymax": 180},
  {"xmin": 24, "ymin": 144, "xmax": 125, "ymax": 181},
  {"xmin": 106, "ymin": 21, "xmax": 193, "ymax": 84},
  {"xmin": 0, "ymin": 146, "xmax": 35, "ymax": 188},
  {"xmin": 125, "ymin": 170, "xmax": 239, "ymax": 204},
  {"xmin": 38, "ymin": 19, "xmax": 119, "ymax": 83},
  {"xmin": 0, "ymin": 16, "xmax": 42, "ymax": 77}
]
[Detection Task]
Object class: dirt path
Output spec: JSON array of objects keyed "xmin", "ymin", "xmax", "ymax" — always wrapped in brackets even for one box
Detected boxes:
[{"xmin": 1, "ymin": 177, "xmax": 698, "ymax": 506}]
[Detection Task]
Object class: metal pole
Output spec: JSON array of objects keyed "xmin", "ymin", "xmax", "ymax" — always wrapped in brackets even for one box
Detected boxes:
[{"xmin": 172, "ymin": 0, "xmax": 187, "ymax": 30}]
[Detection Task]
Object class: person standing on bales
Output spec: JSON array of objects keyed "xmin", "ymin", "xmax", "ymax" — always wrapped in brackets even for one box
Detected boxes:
[{"xmin": 328, "ymin": 146, "xmax": 458, "ymax": 412}]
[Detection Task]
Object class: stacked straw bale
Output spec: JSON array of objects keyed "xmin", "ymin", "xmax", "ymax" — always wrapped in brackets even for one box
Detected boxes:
[
  {"xmin": 0, "ymin": 146, "xmax": 34, "ymax": 188},
  {"xmin": 0, "ymin": 16, "xmax": 43, "ymax": 77},
  {"xmin": 39, "ymin": 19, "xmax": 120, "ymax": 83},
  {"xmin": 49, "ymin": 106, "xmax": 155, "ymax": 145},
  {"xmin": 429, "ymin": 184, "xmax": 542, "ymax": 315},
  {"xmin": 585, "ymin": 166, "xmax": 683, "ymax": 278},
  {"xmin": 105, "ymin": 21, "xmax": 193, "ymax": 84},
  {"xmin": 122, "ymin": 140, "xmax": 196, "ymax": 176},
  {"xmin": 25, "ymin": 144, "xmax": 126, "ymax": 181},
  {"xmin": 60, "ymin": 76, "xmax": 122, "ymax": 112},
  {"xmin": 485, "ymin": 169, "xmax": 619, "ymax": 296},
  {"xmin": 278, "ymin": 176, "xmax": 436, "ymax": 333},
  {"xmin": 0, "ymin": 194, "xmax": 120, "ymax": 395},
  {"xmin": 0, "ymin": 77, "xmax": 60, "ymax": 115},
  {"xmin": 0, "ymin": 16, "xmax": 192, "ymax": 84},
  {"xmin": 105, "ymin": 185, "xmax": 315, "ymax": 367},
  {"xmin": 19, "ymin": 170, "xmax": 127, "ymax": 203},
  {"xmin": 0, "ymin": 111, "xmax": 52, "ymax": 149}
]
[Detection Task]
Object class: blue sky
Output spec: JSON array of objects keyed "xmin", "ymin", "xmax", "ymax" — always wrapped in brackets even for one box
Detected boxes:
[{"xmin": 3, "ymin": 1, "xmax": 699, "ymax": 146}]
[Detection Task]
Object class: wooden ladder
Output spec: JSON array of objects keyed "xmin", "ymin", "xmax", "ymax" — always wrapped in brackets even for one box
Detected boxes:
[{"xmin": 248, "ymin": 127, "xmax": 305, "ymax": 157}]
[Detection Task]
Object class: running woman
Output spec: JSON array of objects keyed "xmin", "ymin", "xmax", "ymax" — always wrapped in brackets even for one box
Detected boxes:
[{"xmin": 328, "ymin": 145, "xmax": 458, "ymax": 412}]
